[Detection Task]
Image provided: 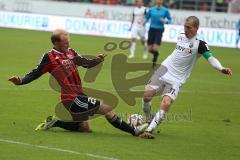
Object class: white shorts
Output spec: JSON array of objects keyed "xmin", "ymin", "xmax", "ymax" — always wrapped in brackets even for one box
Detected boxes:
[
  {"xmin": 146, "ymin": 76, "xmax": 181, "ymax": 101},
  {"xmin": 131, "ymin": 25, "xmax": 146, "ymax": 39}
]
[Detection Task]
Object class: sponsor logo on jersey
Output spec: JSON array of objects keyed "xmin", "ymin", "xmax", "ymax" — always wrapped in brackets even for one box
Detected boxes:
[
  {"xmin": 176, "ymin": 45, "xmax": 192, "ymax": 54},
  {"xmin": 62, "ymin": 59, "xmax": 72, "ymax": 69},
  {"xmin": 67, "ymin": 54, "xmax": 74, "ymax": 59}
]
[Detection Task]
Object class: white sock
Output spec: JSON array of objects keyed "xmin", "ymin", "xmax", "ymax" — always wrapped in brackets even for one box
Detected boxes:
[
  {"xmin": 142, "ymin": 99, "xmax": 151, "ymax": 119},
  {"xmin": 146, "ymin": 109, "xmax": 165, "ymax": 132},
  {"xmin": 130, "ymin": 42, "xmax": 136, "ymax": 56}
]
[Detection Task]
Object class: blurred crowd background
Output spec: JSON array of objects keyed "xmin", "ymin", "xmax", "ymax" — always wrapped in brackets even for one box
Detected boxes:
[{"xmin": 52, "ymin": 0, "xmax": 240, "ymax": 13}]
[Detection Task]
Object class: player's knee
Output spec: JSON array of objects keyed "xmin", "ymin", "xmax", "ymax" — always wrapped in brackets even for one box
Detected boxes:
[
  {"xmin": 78, "ymin": 121, "xmax": 92, "ymax": 133},
  {"xmin": 143, "ymin": 91, "xmax": 153, "ymax": 102},
  {"xmin": 162, "ymin": 97, "xmax": 172, "ymax": 107},
  {"xmin": 148, "ymin": 46, "xmax": 153, "ymax": 51},
  {"xmin": 104, "ymin": 111, "xmax": 115, "ymax": 120},
  {"xmin": 143, "ymin": 96, "xmax": 152, "ymax": 102},
  {"xmin": 143, "ymin": 86, "xmax": 155, "ymax": 101},
  {"xmin": 98, "ymin": 104, "xmax": 113, "ymax": 115}
]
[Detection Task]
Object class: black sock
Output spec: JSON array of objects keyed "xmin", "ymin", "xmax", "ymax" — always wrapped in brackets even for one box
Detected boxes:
[
  {"xmin": 53, "ymin": 120, "xmax": 80, "ymax": 131},
  {"xmin": 151, "ymin": 51, "xmax": 159, "ymax": 68},
  {"xmin": 107, "ymin": 115, "xmax": 135, "ymax": 135},
  {"xmin": 152, "ymin": 51, "xmax": 159, "ymax": 62}
]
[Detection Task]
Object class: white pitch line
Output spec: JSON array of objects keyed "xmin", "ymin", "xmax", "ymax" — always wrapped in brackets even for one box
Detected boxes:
[{"xmin": 0, "ymin": 138, "xmax": 119, "ymax": 160}]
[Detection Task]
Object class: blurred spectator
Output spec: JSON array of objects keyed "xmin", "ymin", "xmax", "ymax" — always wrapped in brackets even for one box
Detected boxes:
[
  {"xmin": 199, "ymin": 2, "xmax": 209, "ymax": 11},
  {"xmin": 216, "ymin": 0, "xmax": 223, "ymax": 12},
  {"xmin": 182, "ymin": 0, "xmax": 195, "ymax": 10},
  {"xmin": 53, "ymin": 0, "xmax": 231, "ymax": 13},
  {"xmin": 92, "ymin": 0, "xmax": 103, "ymax": 4},
  {"xmin": 166, "ymin": 0, "xmax": 179, "ymax": 9},
  {"xmin": 92, "ymin": 0, "xmax": 120, "ymax": 5},
  {"xmin": 216, "ymin": 0, "xmax": 229, "ymax": 12},
  {"xmin": 108, "ymin": 0, "xmax": 119, "ymax": 5},
  {"xmin": 143, "ymin": 0, "xmax": 151, "ymax": 7},
  {"xmin": 125, "ymin": 0, "xmax": 135, "ymax": 6}
]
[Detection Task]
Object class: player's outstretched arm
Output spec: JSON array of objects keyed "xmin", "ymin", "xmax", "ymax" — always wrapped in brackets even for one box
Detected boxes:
[
  {"xmin": 199, "ymin": 41, "xmax": 232, "ymax": 76},
  {"xmin": 8, "ymin": 54, "xmax": 49, "ymax": 85},
  {"xmin": 8, "ymin": 68, "xmax": 45, "ymax": 85},
  {"xmin": 207, "ymin": 56, "xmax": 232, "ymax": 76},
  {"xmin": 74, "ymin": 53, "xmax": 106, "ymax": 68}
]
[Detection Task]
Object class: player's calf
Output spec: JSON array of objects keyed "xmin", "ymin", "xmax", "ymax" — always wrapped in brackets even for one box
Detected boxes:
[{"xmin": 105, "ymin": 111, "xmax": 147, "ymax": 136}]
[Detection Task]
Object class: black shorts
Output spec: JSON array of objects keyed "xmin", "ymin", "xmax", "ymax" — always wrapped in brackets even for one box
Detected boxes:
[
  {"xmin": 63, "ymin": 95, "xmax": 100, "ymax": 121},
  {"xmin": 147, "ymin": 28, "xmax": 164, "ymax": 45},
  {"xmin": 239, "ymin": 29, "xmax": 240, "ymax": 36}
]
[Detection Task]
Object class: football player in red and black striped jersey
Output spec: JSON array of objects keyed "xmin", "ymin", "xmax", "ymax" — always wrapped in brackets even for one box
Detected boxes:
[{"xmin": 9, "ymin": 29, "xmax": 147, "ymax": 136}]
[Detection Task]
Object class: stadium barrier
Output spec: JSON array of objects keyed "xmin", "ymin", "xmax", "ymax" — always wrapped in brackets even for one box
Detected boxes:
[
  {"xmin": 0, "ymin": 11, "xmax": 237, "ymax": 48},
  {"xmin": 0, "ymin": 0, "xmax": 239, "ymax": 29}
]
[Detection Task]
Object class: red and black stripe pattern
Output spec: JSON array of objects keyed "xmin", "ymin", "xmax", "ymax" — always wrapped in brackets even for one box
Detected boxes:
[{"xmin": 20, "ymin": 48, "xmax": 102, "ymax": 101}]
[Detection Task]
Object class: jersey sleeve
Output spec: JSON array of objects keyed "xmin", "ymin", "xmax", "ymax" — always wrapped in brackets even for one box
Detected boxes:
[
  {"xmin": 198, "ymin": 40, "xmax": 213, "ymax": 59},
  {"xmin": 165, "ymin": 9, "xmax": 172, "ymax": 24},
  {"xmin": 71, "ymin": 49, "xmax": 103, "ymax": 68},
  {"xmin": 21, "ymin": 53, "xmax": 50, "ymax": 85},
  {"xmin": 198, "ymin": 40, "xmax": 210, "ymax": 54}
]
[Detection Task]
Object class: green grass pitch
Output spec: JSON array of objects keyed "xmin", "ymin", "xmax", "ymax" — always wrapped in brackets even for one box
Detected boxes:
[{"xmin": 0, "ymin": 28, "xmax": 239, "ymax": 160}]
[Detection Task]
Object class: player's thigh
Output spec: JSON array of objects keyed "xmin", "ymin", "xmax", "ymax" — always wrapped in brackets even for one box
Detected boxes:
[
  {"xmin": 131, "ymin": 27, "xmax": 138, "ymax": 39},
  {"xmin": 144, "ymin": 70, "xmax": 166, "ymax": 100},
  {"xmin": 138, "ymin": 27, "xmax": 146, "ymax": 40},
  {"xmin": 144, "ymin": 85, "xmax": 156, "ymax": 101}
]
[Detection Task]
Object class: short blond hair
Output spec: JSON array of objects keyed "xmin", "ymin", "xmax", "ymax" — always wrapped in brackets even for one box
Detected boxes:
[
  {"xmin": 186, "ymin": 16, "xmax": 199, "ymax": 28},
  {"xmin": 51, "ymin": 29, "xmax": 69, "ymax": 44}
]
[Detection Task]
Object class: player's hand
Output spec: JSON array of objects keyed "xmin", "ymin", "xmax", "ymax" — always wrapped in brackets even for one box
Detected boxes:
[
  {"xmin": 160, "ymin": 18, "xmax": 166, "ymax": 24},
  {"xmin": 221, "ymin": 68, "xmax": 232, "ymax": 75},
  {"xmin": 96, "ymin": 54, "xmax": 107, "ymax": 62},
  {"xmin": 8, "ymin": 76, "xmax": 22, "ymax": 85}
]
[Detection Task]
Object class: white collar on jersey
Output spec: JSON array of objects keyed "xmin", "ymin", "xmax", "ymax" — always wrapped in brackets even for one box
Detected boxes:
[
  {"xmin": 52, "ymin": 48, "xmax": 70, "ymax": 54},
  {"xmin": 185, "ymin": 34, "xmax": 198, "ymax": 41},
  {"xmin": 191, "ymin": 35, "xmax": 198, "ymax": 40}
]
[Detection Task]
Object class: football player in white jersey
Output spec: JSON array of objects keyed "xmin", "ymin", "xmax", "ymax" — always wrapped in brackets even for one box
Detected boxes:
[
  {"xmin": 139, "ymin": 16, "xmax": 232, "ymax": 139},
  {"xmin": 129, "ymin": 0, "xmax": 148, "ymax": 59}
]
